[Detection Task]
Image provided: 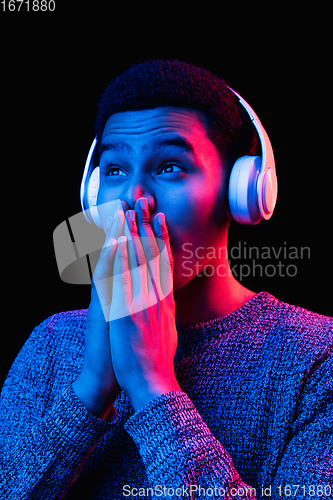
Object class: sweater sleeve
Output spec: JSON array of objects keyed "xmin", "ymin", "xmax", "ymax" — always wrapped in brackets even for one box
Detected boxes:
[
  {"xmin": 124, "ymin": 392, "xmax": 256, "ymax": 499},
  {"xmin": 0, "ymin": 314, "xmax": 117, "ymax": 500},
  {"xmin": 124, "ymin": 347, "xmax": 333, "ymax": 500}
]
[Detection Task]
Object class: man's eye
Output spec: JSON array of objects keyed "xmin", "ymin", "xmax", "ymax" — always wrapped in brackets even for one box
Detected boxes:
[
  {"xmin": 104, "ymin": 163, "xmax": 183, "ymax": 177},
  {"xmin": 157, "ymin": 163, "xmax": 183, "ymax": 175},
  {"xmin": 105, "ymin": 167, "xmax": 126, "ymax": 177}
]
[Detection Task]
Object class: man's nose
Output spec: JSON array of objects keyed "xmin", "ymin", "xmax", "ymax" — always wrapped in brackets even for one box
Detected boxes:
[{"xmin": 120, "ymin": 185, "xmax": 156, "ymax": 215}]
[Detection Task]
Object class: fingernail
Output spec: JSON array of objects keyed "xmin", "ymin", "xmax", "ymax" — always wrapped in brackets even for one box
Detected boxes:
[
  {"xmin": 128, "ymin": 210, "xmax": 136, "ymax": 222},
  {"xmin": 105, "ymin": 237, "xmax": 117, "ymax": 248},
  {"xmin": 118, "ymin": 235, "xmax": 127, "ymax": 246},
  {"xmin": 113, "ymin": 209, "xmax": 120, "ymax": 221},
  {"xmin": 139, "ymin": 198, "xmax": 148, "ymax": 210},
  {"xmin": 157, "ymin": 213, "xmax": 165, "ymax": 225}
]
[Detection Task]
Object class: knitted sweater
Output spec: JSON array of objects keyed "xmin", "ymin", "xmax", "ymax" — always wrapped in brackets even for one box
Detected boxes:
[{"xmin": 0, "ymin": 292, "xmax": 332, "ymax": 500}]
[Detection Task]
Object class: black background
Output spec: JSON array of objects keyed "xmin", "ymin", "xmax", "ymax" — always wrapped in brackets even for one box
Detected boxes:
[{"xmin": 1, "ymin": 7, "xmax": 332, "ymax": 387}]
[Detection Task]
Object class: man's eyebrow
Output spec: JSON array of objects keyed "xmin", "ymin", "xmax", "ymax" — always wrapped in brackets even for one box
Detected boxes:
[{"xmin": 99, "ymin": 141, "xmax": 132, "ymax": 157}]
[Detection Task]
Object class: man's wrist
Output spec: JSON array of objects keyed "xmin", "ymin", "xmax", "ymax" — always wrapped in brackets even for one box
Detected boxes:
[
  {"xmin": 127, "ymin": 380, "xmax": 181, "ymax": 412},
  {"xmin": 72, "ymin": 376, "xmax": 119, "ymax": 421}
]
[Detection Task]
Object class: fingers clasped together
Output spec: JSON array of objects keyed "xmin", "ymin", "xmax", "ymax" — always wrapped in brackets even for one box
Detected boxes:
[{"xmin": 74, "ymin": 198, "xmax": 180, "ymax": 415}]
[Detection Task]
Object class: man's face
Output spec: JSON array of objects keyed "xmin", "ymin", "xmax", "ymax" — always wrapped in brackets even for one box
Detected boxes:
[{"xmin": 97, "ymin": 106, "xmax": 230, "ymax": 291}]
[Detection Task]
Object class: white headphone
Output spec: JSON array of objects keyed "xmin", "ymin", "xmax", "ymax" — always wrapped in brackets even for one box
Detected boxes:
[{"xmin": 80, "ymin": 88, "xmax": 277, "ymax": 227}]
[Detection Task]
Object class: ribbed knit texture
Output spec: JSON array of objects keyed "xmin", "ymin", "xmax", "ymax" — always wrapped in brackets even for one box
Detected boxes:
[{"xmin": 0, "ymin": 292, "xmax": 332, "ymax": 499}]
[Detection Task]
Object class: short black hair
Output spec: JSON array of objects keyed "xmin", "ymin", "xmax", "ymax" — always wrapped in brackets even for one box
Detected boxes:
[{"xmin": 94, "ymin": 59, "xmax": 260, "ymax": 168}]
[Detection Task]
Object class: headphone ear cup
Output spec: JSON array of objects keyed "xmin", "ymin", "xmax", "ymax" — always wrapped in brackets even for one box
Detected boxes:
[
  {"xmin": 86, "ymin": 167, "xmax": 103, "ymax": 228},
  {"xmin": 228, "ymin": 156, "xmax": 262, "ymax": 225}
]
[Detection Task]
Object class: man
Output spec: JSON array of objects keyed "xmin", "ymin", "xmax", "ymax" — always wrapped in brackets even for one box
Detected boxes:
[{"xmin": 1, "ymin": 60, "xmax": 332, "ymax": 499}]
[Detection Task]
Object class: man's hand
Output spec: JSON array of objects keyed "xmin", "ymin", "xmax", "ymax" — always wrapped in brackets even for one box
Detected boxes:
[
  {"xmin": 72, "ymin": 209, "xmax": 125, "ymax": 420},
  {"xmin": 73, "ymin": 198, "xmax": 180, "ymax": 419},
  {"xmin": 109, "ymin": 198, "xmax": 180, "ymax": 411}
]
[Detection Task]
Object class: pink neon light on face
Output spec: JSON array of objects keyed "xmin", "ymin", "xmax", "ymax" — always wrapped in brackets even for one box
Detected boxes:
[{"xmin": 97, "ymin": 107, "xmax": 230, "ymax": 291}]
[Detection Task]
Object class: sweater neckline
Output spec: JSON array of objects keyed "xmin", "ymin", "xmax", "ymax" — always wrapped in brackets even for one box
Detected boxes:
[{"xmin": 176, "ymin": 291, "xmax": 276, "ymax": 343}]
